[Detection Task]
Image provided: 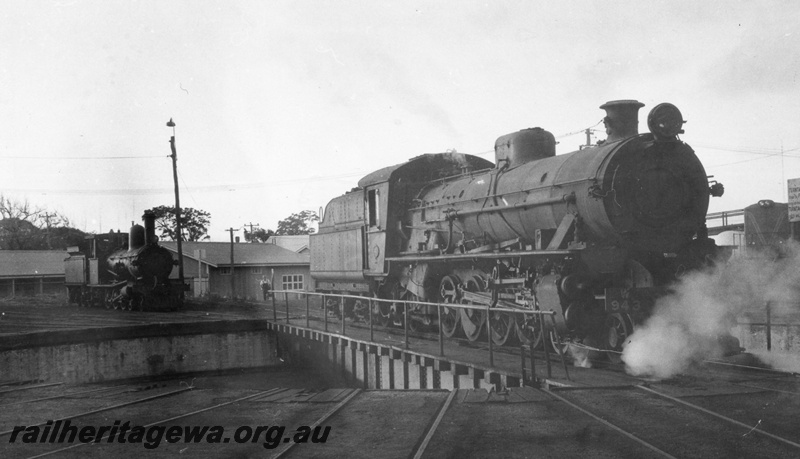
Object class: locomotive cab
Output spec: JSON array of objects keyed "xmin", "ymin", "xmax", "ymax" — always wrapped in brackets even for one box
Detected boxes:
[{"xmin": 364, "ymin": 182, "xmax": 389, "ymax": 275}]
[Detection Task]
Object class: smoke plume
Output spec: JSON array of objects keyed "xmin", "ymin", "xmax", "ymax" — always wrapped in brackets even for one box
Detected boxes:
[{"xmin": 622, "ymin": 241, "xmax": 800, "ymax": 379}]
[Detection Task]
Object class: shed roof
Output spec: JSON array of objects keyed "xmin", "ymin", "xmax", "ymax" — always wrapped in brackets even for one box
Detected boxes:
[
  {"xmin": 161, "ymin": 241, "xmax": 309, "ymax": 268},
  {"xmin": 266, "ymin": 235, "xmax": 310, "ymax": 253},
  {"xmin": 0, "ymin": 250, "xmax": 66, "ymax": 278}
]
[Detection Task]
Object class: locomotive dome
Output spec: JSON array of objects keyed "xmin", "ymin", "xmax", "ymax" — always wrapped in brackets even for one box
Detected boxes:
[{"xmin": 494, "ymin": 127, "xmax": 556, "ymax": 168}]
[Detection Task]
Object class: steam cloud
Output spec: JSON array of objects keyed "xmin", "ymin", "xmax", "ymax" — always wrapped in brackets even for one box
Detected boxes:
[{"xmin": 622, "ymin": 242, "xmax": 800, "ymax": 379}]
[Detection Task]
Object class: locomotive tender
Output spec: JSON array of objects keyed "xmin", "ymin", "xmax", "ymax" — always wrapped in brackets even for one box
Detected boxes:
[
  {"xmin": 65, "ymin": 211, "xmax": 184, "ymax": 311},
  {"xmin": 311, "ymin": 100, "xmax": 727, "ymax": 352}
]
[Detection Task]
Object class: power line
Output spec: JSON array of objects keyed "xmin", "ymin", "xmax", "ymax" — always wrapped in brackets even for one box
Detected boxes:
[
  {"xmin": 694, "ymin": 143, "xmax": 800, "ymax": 157},
  {"xmin": 0, "ymin": 155, "xmax": 167, "ymax": 160},
  {"xmin": 705, "ymin": 155, "xmax": 781, "ymax": 169},
  {"xmin": 1, "ymin": 170, "xmax": 371, "ymax": 196},
  {"xmin": 4, "ymin": 136, "xmax": 799, "ymax": 196},
  {"xmin": 555, "ymin": 119, "xmax": 604, "ymax": 139}
]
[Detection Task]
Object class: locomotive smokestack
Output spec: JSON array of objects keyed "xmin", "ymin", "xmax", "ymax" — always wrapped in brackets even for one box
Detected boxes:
[
  {"xmin": 142, "ymin": 210, "xmax": 156, "ymax": 245},
  {"xmin": 600, "ymin": 100, "xmax": 645, "ymax": 143}
]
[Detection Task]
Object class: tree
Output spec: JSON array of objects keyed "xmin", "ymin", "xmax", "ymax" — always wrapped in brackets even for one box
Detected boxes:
[
  {"xmin": 146, "ymin": 206, "xmax": 211, "ymax": 242},
  {"xmin": 275, "ymin": 210, "xmax": 319, "ymax": 235},
  {"xmin": 245, "ymin": 227, "xmax": 276, "ymax": 243},
  {"xmin": 0, "ymin": 195, "xmax": 85, "ymax": 249},
  {"xmin": 47, "ymin": 226, "xmax": 89, "ymax": 249},
  {"xmin": 0, "ymin": 218, "xmax": 39, "ymax": 250}
]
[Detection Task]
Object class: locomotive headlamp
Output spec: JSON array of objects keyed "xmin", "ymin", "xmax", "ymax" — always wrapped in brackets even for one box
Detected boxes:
[{"xmin": 647, "ymin": 103, "xmax": 685, "ymax": 140}]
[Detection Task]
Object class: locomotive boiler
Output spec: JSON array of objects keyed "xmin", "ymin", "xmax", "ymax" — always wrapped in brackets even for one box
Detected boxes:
[
  {"xmin": 65, "ymin": 211, "xmax": 184, "ymax": 311},
  {"xmin": 311, "ymin": 100, "xmax": 731, "ymax": 355}
]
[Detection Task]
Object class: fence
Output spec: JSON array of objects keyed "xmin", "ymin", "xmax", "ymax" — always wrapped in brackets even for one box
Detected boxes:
[
  {"xmin": 269, "ymin": 289, "xmax": 571, "ymax": 382},
  {"xmin": 737, "ymin": 301, "xmax": 800, "ymax": 352}
]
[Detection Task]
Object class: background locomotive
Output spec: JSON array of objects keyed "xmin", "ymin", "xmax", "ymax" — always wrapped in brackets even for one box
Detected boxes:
[
  {"xmin": 710, "ymin": 199, "xmax": 795, "ymax": 260},
  {"xmin": 310, "ymin": 100, "xmax": 731, "ymax": 354},
  {"xmin": 65, "ymin": 211, "xmax": 184, "ymax": 311}
]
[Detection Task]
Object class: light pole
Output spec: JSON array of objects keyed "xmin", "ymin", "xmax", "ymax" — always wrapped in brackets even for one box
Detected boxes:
[
  {"xmin": 226, "ymin": 227, "xmax": 239, "ymax": 298},
  {"xmin": 167, "ymin": 118, "xmax": 185, "ymax": 291}
]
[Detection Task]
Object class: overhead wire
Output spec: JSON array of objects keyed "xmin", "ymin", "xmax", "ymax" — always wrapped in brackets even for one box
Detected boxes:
[
  {"xmin": 701, "ymin": 145, "xmax": 800, "ymax": 169},
  {"xmin": 2, "ymin": 132, "xmax": 798, "ymax": 195},
  {"xmin": 695, "ymin": 144, "xmax": 800, "ymax": 158},
  {"xmin": 554, "ymin": 119, "xmax": 604, "ymax": 140},
  {"xmin": 0, "ymin": 155, "xmax": 166, "ymax": 160}
]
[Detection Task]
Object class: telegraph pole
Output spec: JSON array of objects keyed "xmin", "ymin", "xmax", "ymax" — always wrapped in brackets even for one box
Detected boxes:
[
  {"xmin": 167, "ymin": 118, "xmax": 185, "ymax": 290},
  {"xmin": 244, "ymin": 222, "xmax": 260, "ymax": 242},
  {"xmin": 227, "ymin": 227, "xmax": 239, "ymax": 298}
]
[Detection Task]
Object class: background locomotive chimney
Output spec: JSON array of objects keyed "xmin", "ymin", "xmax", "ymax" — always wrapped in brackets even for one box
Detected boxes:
[
  {"xmin": 600, "ymin": 100, "xmax": 645, "ymax": 143},
  {"xmin": 142, "ymin": 210, "xmax": 156, "ymax": 245}
]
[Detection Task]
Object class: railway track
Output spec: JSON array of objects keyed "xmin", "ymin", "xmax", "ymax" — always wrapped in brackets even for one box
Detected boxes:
[
  {"xmin": 5, "ymin": 375, "xmax": 799, "ymax": 458},
  {"xmin": 0, "ymin": 374, "xmax": 451, "ymax": 458},
  {"xmin": 546, "ymin": 383, "xmax": 800, "ymax": 458},
  {"xmin": 2, "ymin": 304, "xmax": 798, "ymax": 459}
]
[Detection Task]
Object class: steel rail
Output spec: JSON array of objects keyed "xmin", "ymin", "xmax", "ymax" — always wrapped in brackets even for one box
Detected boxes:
[
  {"xmin": 272, "ymin": 388, "xmax": 362, "ymax": 458},
  {"xmin": 0, "ymin": 382, "xmax": 63, "ymax": 394},
  {"xmin": 0, "ymin": 386, "xmax": 193, "ymax": 438},
  {"xmin": 543, "ymin": 387, "xmax": 677, "ymax": 459},
  {"xmin": 702, "ymin": 358, "xmax": 799, "ymax": 376},
  {"xmin": 25, "ymin": 387, "xmax": 286, "ymax": 458},
  {"xmin": 0, "ymin": 385, "xmax": 122, "ymax": 407},
  {"xmin": 732, "ymin": 382, "xmax": 800, "ymax": 396},
  {"xmin": 635, "ymin": 384, "xmax": 800, "ymax": 450},
  {"xmin": 412, "ymin": 389, "xmax": 458, "ymax": 459}
]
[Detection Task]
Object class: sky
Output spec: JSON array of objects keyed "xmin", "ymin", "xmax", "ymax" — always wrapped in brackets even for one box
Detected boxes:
[{"xmin": 1, "ymin": 0, "xmax": 799, "ymax": 241}]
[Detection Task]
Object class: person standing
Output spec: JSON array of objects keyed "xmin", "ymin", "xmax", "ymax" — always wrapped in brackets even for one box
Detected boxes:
[{"xmin": 260, "ymin": 277, "xmax": 271, "ymax": 301}]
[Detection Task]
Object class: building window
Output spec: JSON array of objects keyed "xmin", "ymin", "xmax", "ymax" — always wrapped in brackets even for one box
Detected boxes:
[
  {"xmin": 251, "ymin": 267, "xmax": 262, "ymax": 274},
  {"xmin": 282, "ymin": 274, "xmax": 304, "ymax": 291},
  {"xmin": 220, "ymin": 267, "xmax": 231, "ymax": 275}
]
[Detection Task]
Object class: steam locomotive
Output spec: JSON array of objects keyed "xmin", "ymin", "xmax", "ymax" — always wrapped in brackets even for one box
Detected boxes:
[
  {"xmin": 65, "ymin": 211, "xmax": 184, "ymax": 311},
  {"xmin": 310, "ymin": 100, "xmax": 730, "ymax": 354}
]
